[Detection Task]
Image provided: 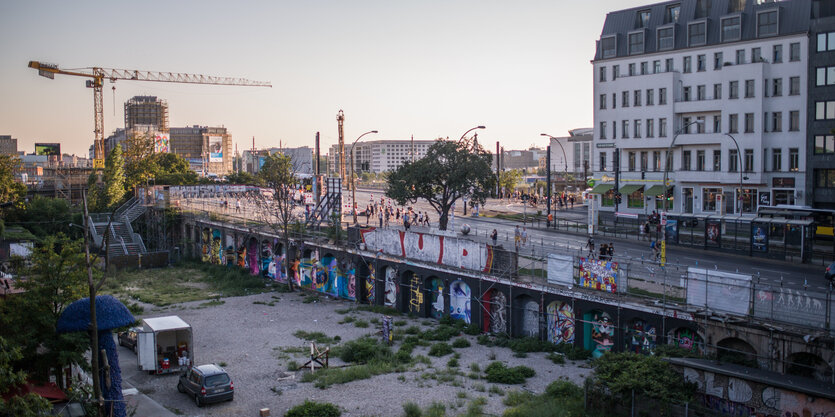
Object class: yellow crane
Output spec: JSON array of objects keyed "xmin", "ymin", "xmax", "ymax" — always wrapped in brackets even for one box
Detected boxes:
[{"xmin": 28, "ymin": 60, "xmax": 271, "ymax": 169}]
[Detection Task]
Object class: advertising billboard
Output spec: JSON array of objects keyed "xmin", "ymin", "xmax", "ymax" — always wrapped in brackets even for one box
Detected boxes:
[
  {"xmin": 209, "ymin": 135, "xmax": 223, "ymax": 162},
  {"xmin": 153, "ymin": 133, "xmax": 170, "ymax": 153},
  {"xmin": 34, "ymin": 143, "xmax": 61, "ymax": 156}
]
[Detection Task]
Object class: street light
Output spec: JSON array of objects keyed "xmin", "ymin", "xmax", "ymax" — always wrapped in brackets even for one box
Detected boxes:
[
  {"xmin": 351, "ymin": 130, "xmax": 378, "ymax": 224},
  {"xmin": 459, "ymin": 125, "xmax": 486, "ymax": 144},
  {"xmin": 541, "ymin": 133, "xmax": 570, "ymax": 227},
  {"xmin": 540, "ymin": 133, "xmax": 569, "ymax": 172},
  {"xmin": 724, "ymin": 133, "xmax": 746, "ymax": 215},
  {"xmin": 661, "ymin": 119, "xmax": 704, "ymax": 213}
]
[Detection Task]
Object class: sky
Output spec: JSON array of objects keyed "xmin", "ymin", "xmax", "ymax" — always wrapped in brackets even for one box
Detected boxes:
[{"xmin": 0, "ymin": 0, "xmax": 653, "ymax": 157}]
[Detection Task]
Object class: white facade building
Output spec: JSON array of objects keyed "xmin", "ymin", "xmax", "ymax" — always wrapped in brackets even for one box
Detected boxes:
[
  {"xmin": 548, "ymin": 128, "xmax": 593, "ymax": 175},
  {"xmin": 328, "ymin": 139, "xmax": 438, "ymax": 174},
  {"xmin": 592, "ymin": 0, "xmax": 809, "ymax": 215}
]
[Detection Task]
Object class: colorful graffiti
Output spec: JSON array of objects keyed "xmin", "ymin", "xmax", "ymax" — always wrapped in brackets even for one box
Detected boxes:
[
  {"xmin": 407, "ymin": 273, "xmax": 423, "ymax": 314},
  {"xmin": 578, "ymin": 258, "xmax": 619, "ymax": 292},
  {"xmin": 449, "ymin": 280, "xmax": 471, "ymax": 324},
  {"xmin": 383, "ymin": 267, "xmax": 397, "ymax": 307},
  {"xmin": 672, "ymin": 327, "xmax": 704, "ymax": 353},
  {"xmin": 260, "ymin": 239, "xmax": 273, "ymax": 278},
  {"xmin": 546, "ymin": 301, "xmax": 574, "ymax": 345},
  {"xmin": 584, "ymin": 311, "xmax": 614, "ymax": 358},
  {"xmin": 625, "ymin": 319, "xmax": 656, "ymax": 354},
  {"xmin": 225, "ymin": 246, "xmax": 235, "ymax": 267},
  {"xmin": 482, "ymin": 289, "xmax": 507, "ymax": 333},
  {"xmin": 201, "ymin": 228, "xmax": 211, "ymax": 262},
  {"xmin": 315, "ymin": 255, "xmax": 335, "ymax": 293},
  {"xmin": 521, "ymin": 299, "xmax": 539, "ymax": 338},
  {"xmin": 236, "ymin": 244, "xmax": 246, "ymax": 269},
  {"xmin": 429, "ymin": 278, "xmax": 444, "ymax": 319},
  {"xmin": 211, "ymin": 230, "xmax": 222, "ymax": 265},
  {"xmin": 360, "ymin": 228, "xmax": 493, "ymax": 272},
  {"xmin": 365, "ymin": 263, "xmax": 375, "ymax": 305},
  {"xmin": 340, "ymin": 260, "xmax": 356, "ymax": 301},
  {"xmin": 247, "ymin": 238, "xmax": 259, "ymax": 275}
]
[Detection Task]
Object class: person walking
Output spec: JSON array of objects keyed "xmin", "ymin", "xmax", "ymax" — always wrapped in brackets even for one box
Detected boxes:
[
  {"xmin": 378, "ymin": 209, "xmax": 384, "ymax": 228},
  {"xmin": 586, "ymin": 236, "xmax": 595, "ymax": 258},
  {"xmin": 521, "ymin": 227, "xmax": 528, "ymax": 247},
  {"xmin": 607, "ymin": 242, "xmax": 614, "ymax": 259},
  {"xmin": 235, "ymin": 198, "xmax": 241, "ymax": 213},
  {"xmin": 599, "ymin": 243, "xmax": 608, "ymax": 260},
  {"xmin": 650, "ymin": 240, "xmax": 660, "ymax": 261},
  {"xmin": 639, "ymin": 221, "xmax": 646, "ymax": 241},
  {"xmin": 514, "ymin": 226, "xmax": 521, "ymax": 249},
  {"xmin": 490, "ymin": 229, "xmax": 498, "ymax": 246}
]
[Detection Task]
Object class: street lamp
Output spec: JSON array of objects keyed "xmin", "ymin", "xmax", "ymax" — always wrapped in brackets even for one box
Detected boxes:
[
  {"xmin": 661, "ymin": 119, "xmax": 704, "ymax": 213},
  {"xmin": 724, "ymin": 133, "xmax": 746, "ymax": 215},
  {"xmin": 459, "ymin": 125, "xmax": 486, "ymax": 144},
  {"xmin": 351, "ymin": 130, "xmax": 378, "ymax": 224},
  {"xmin": 540, "ymin": 133, "xmax": 569, "ymax": 172},
  {"xmin": 541, "ymin": 133, "xmax": 569, "ymax": 227}
]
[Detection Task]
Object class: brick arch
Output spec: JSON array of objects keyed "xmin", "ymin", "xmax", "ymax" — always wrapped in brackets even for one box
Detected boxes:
[
  {"xmin": 717, "ymin": 337, "xmax": 758, "ymax": 367},
  {"xmin": 425, "ymin": 275, "xmax": 445, "ymax": 320},
  {"xmin": 482, "ymin": 288, "xmax": 508, "ymax": 334},
  {"xmin": 785, "ymin": 351, "xmax": 832, "ymax": 381},
  {"xmin": 512, "ymin": 294, "xmax": 539, "ymax": 338}
]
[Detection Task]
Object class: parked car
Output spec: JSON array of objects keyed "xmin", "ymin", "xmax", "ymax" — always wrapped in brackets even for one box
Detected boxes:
[
  {"xmin": 826, "ymin": 261, "xmax": 834, "ymax": 282},
  {"xmin": 117, "ymin": 327, "xmax": 140, "ymax": 353},
  {"xmin": 177, "ymin": 364, "xmax": 233, "ymax": 407}
]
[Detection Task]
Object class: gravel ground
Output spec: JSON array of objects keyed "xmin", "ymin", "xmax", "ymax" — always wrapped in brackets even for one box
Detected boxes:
[{"xmin": 118, "ymin": 291, "xmax": 590, "ymax": 417}]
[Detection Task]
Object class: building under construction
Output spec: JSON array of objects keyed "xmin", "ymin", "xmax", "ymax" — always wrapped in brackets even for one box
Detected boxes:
[{"xmin": 124, "ymin": 96, "xmax": 168, "ymax": 131}]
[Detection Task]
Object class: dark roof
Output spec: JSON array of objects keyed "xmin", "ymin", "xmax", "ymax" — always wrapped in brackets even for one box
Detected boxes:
[
  {"xmin": 594, "ymin": 0, "xmax": 812, "ymax": 61},
  {"xmin": 194, "ymin": 364, "xmax": 228, "ymax": 376}
]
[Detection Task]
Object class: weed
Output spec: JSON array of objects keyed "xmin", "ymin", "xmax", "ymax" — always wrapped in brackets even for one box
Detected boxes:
[
  {"xmin": 218, "ymin": 361, "xmax": 227, "ymax": 367},
  {"xmin": 469, "ymin": 363, "xmax": 480, "ymax": 373},
  {"xmin": 420, "ymin": 325, "xmax": 459, "ymax": 341},
  {"xmin": 513, "ymin": 351, "xmax": 528, "ymax": 358},
  {"xmin": 456, "ymin": 391, "xmax": 468, "ymax": 399},
  {"xmin": 293, "ymin": 330, "xmax": 338, "ymax": 345},
  {"xmin": 473, "ymin": 383, "xmax": 485, "ymax": 392},
  {"xmin": 270, "ymin": 386, "xmax": 282, "ymax": 395},
  {"xmin": 428, "ymin": 343, "xmax": 454, "ymax": 357},
  {"xmin": 484, "ymin": 362, "xmax": 535, "ymax": 385},
  {"xmin": 253, "ymin": 300, "xmax": 277, "ymax": 306},
  {"xmin": 467, "ymin": 372, "xmax": 480, "ymax": 380},
  {"xmin": 354, "ymin": 319, "xmax": 370, "ymax": 328},
  {"xmin": 447, "ymin": 357, "xmax": 459, "ymax": 368},
  {"xmin": 488, "ymin": 351, "xmax": 496, "ymax": 361},
  {"xmin": 425, "ymin": 402, "xmax": 446, "ymax": 417},
  {"xmin": 302, "ymin": 294, "xmax": 319, "ymax": 304},
  {"xmin": 451, "ymin": 338, "xmax": 471, "ymax": 349},
  {"xmin": 463, "ymin": 397, "xmax": 487, "ymax": 417},
  {"xmin": 369, "ymin": 317, "xmax": 380, "ymax": 325},
  {"xmin": 404, "ymin": 325, "xmax": 421, "ymax": 335},
  {"xmin": 402, "ymin": 402, "xmax": 422, "ymax": 417},
  {"xmin": 285, "ymin": 400, "xmax": 341, "ymax": 417},
  {"xmin": 334, "ymin": 308, "xmax": 353, "ymax": 314},
  {"xmin": 462, "ymin": 323, "xmax": 481, "ymax": 335},
  {"xmin": 331, "ymin": 336, "xmax": 391, "ymax": 363},
  {"xmin": 394, "ymin": 320, "xmax": 407, "ymax": 327},
  {"xmin": 287, "ymin": 360, "xmax": 299, "ymax": 371},
  {"xmin": 503, "ymin": 390, "xmax": 535, "ymax": 406},
  {"xmin": 488, "ymin": 385, "xmax": 504, "ymax": 396},
  {"xmin": 338, "ymin": 316, "xmax": 356, "ymax": 324},
  {"xmin": 164, "ymin": 406, "xmax": 184, "ymax": 415},
  {"xmin": 546, "ymin": 352, "xmax": 566, "ymax": 364}
]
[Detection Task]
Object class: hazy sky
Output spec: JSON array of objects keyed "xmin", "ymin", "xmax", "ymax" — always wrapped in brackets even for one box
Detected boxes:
[{"xmin": 0, "ymin": 0, "xmax": 652, "ymax": 157}]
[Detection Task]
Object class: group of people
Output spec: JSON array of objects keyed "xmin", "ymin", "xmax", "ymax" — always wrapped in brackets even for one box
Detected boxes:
[
  {"xmin": 585, "ymin": 237, "xmax": 615, "ymax": 260},
  {"xmin": 513, "ymin": 225, "xmax": 528, "ymax": 249},
  {"xmin": 365, "ymin": 201, "xmax": 431, "ymax": 229},
  {"xmin": 553, "ymin": 193, "xmax": 576, "ymax": 210}
]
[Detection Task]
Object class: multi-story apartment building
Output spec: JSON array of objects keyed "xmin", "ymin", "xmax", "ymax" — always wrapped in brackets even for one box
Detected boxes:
[
  {"xmin": 125, "ymin": 96, "xmax": 168, "ymax": 132},
  {"xmin": 808, "ymin": 0, "xmax": 835, "ymax": 209},
  {"xmin": 242, "ymin": 147, "xmax": 313, "ymax": 175},
  {"xmin": 0, "ymin": 135, "xmax": 18, "ymax": 155},
  {"xmin": 592, "ymin": 0, "xmax": 809, "ymax": 215},
  {"xmin": 547, "ymin": 128, "xmax": 593, "ymax": 176},
  {"xmin": 328, "ymin": 139, "xmax": 437, "ymax": 174},
  {"xmin": 170, "ymin": 126, "xmax": 233, "ymax": 176}
]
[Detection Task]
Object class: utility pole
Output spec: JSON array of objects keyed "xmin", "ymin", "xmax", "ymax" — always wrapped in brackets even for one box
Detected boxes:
[
  {"xmin": 337, "ymin": 110, "xmax": 346, "ymax": 185},
  {"xmin": 613, "ymin": 148, "xmax": 621, "ymax": 231},
  {"xmin": 496, "ymin": 141, "xmax": 500, "ymax": 197},
  {"xmin": 546, "ymin": 145, "xmax": 551, "ymax": 227},
  {"xmin": 314, "ymin": 132, "xmax": 320, "ymax": 205}
]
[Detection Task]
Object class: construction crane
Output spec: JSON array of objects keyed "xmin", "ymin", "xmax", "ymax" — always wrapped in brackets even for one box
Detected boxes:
[{"xmin": 28, "ymin": 60, "xmax": 271, "ymax": 169}]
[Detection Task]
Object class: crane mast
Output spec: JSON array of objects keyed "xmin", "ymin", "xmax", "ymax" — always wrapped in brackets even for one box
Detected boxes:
[
  {"xmin": 28, "ymin": 60, "xmax": 271, "ymax": 169},
  {"xmin": 337, "ymin": 109, "xmax": 345, "ymax": 184}
]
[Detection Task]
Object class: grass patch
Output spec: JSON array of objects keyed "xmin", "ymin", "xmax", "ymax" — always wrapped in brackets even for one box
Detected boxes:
[
  {"xmin": 452, "ymin": 338, "xmax": 471, "ymax": 349},
  {"xmin": 420, "ymin": 325, "xmax": 460, "ymax": 341},
  {"xmin": 334, "ymin": 308, "xmax": 353, "ymax": 314},
  {"xmin": 252, "ymin": 300, "xmax": 278, "ymax": 306},
  {"xmin": 198, "ymin": 299, "xmax": 225, "ymax": 308},
  {"xmin": 338, "ymin": 316, "xmax": 356, "ymax": 324},
  {"xmin": 547, "ymin": 352, "xmax": 566, "ymax": 364},
  {"xmin": 503, "ymin": 380, "xmax": 589, "ymax": 417},
  {"xmin": 428, "ymin": 342, "xmax": 454, "ymax": 357},
  {"xmin": 484, "ymin": 362, "xmax": 535, "ymax": 384},
  {"xmin": 293, "ymin": 330, "xmax": 339, "ymax": 345},
  {"xmin": 394, "ymin": 320, "xmax": 407, "ymax": 327},
  {"xmin": 285, "ymin": 400, "xmax": 341, "ymax": 417},
  {"xmin": 302, "ymin": 294, "xmax": 320, "ymax": 304},
  {"xmin": 353, "ymin": 319, "xmax": 369, "ymax": 328}
]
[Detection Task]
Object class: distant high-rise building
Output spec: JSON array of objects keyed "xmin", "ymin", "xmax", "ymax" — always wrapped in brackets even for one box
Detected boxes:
[
  {"xmin": 124, "ymin": 96, "xmax": 168, "ymax": 132},
  {"xmin": 242, "ymin": 147, "xmax": 313, "ymax": 175},
  {"xmin": 170, "ymin": 126, "xmax": 232, "ymax": 176},
  {"xmin": 0, "ymin": 135, "xmax": 18, "ymax": 155},
  {"xmin": 328, "ymin": 139, "xmax": 438, "ymax": 174}
]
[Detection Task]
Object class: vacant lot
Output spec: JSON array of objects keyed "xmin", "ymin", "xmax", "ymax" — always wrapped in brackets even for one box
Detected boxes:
[{"xmin": 114, "ymin": 266, "xmax": 589, "ymax": 416}]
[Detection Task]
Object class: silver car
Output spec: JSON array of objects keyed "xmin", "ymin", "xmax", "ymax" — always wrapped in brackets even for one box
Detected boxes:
[{"xmin": 177, "ymin": 364, "xmax": 233, "ymax": 407}]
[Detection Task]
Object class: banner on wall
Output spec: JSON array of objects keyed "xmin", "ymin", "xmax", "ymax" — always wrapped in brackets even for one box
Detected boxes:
[
  {"xmin": 686, "ymin": 267, "xmax": 751, "ymax": 316},
  {"xmin": 578, "ymin": 258, "xmax": 621, "ymax": 293},
  {"xmin": 209, "ymin": 135, "xmax": 223, "ymax": 162},
  {"xmin": 751, "ymin": 223, "xmax": 768, "ymax": 253},
  {"xmin": 154, "ymin": 133, "xmax": 170, "ymax": 153},
  {"xmin": 547, "ymin": 254, "xmax": 574, "ymax": 287}
]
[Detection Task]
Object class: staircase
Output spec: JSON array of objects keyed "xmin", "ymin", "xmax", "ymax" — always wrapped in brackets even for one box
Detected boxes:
[
  {"xmin": 89, "ymin": 197, "xmax": 149, "ymax": 257},
  {"xmin": 305, "ymin": 193, "xmax": 341, "ymax": 228}
]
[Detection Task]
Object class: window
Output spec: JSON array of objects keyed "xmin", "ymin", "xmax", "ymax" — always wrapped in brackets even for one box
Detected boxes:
[
  {"xmin": 816, "ymin": 66, "xmax": 835, "ymax": 86},
  {"xmin": 601, "ymin": 36, "xmax": 616, "ymax": 58},
  {"xmin": 599, "ymin": 66, "xmax": 607, "ymax": 82},
  {"xmin": 815, "ymin": 101, "xmax": 835, "ymax": 120},
  {"xmin": 612, "ymin": 93, "xmax": 617, "ymax": 109},
  {"xmin": 682, "ymin": 150, "xmax": 691, "ymax": 171},
  {"xmin": 640, "ymin": 61, "xmax": 648, "ymax": 75},
  {"xmin": 819, "ymin": 32, "xmax": 835, "ymax": 52},
  {"xmin": 683, "ymin": 56, "xmax": 692, "ymax": 73},
  {"xmin": 736, "ymin": 49, "xmax": 745, "ymax": 65},
  {"xmin": 683, "ymin": 86, "xmax": 692, "ymax": 101},
  {"xmin": 772, "ymin": 78, "xmax": 782, "ymax": 96},
  {"xmin": 713, "ymin": 150, "xmax": 721, "ymax": 171},
  {"xmin": 697, "ymin": 85, "xmax": 706, "ymax": 100},
  {"xmin": 816, "ymin": 169, "xmax": 835, "ymax": 188},
  {"xmin": 665, "ymin": 58, "xmax": 674, "ymax": 72},
  {"xmin": 622, "ymin": 120, "xmax": 630, "ymax": 138},
  {"xmin": 634, "ymin": 90, "xmax": 642, "ymax": 106},
  {"xmin": 703, "ymin": 188, "xmax": 722, "ymax": 212},
  {"xmin": 697, "ymin": 54, "xmax": 706, "ymax": 71},
  {"xmin": 658, "ymin": 27, "xmax": 674, "ymax": 50},
  {"xmin": 696, "ymin": 116, "xmax": 706, "ymax": 133},
  {"xmin": 600, "ymin": 94, "xmax": 607, "ymax": 109},
  {"xmin": 646, "ymin": 89, "xmax": 654, "ymax": 106},
  {"xmin": 729, "ymin": 114, "xmax": 739, "ymax": 133},
  {"xmin": 629, "ymin": 63, "xmax": 636, "ymax": 76},
  {"xmin": 789, "ymin": 148, "xmax": 799, "ymax": 171},
  {"xmin": 629, "ymin": 32, "xmax": 644, "ymax": 55},
  {"xmin": 815, "ymin": 135, "xmax": 835, "ymax": 154},
  {"xmin": 646, "ymin": 119, "xmax": 654, "ymax": 137},
  {"xmin": 773, "ymin": 44, "xmax": 782, "ymax": 63},
  {"xmin": 763, "ymin": 78, "xmax": 769, "ymax": 98},
  {"xmin": 599, "ymin": 152, "xmax": 607, "ymax": 172},
  {"xmin": 722, "ymin": 16, "xmax": 741, "ymax": 42},
  {"xmin": 600, "ymin": 121, "xmax": 607, "ymax": 139},
  {"xmin": 659, "ymin": 118, "xmax": 667, "ymax": 137},
  {"xmin": 613, "ymin": 65, "xmax": 620, "ymax": 79},
  {"xmin": 714, "ymin": 52, "xmax": 724, "ymax": 69},
  {"xmin": 713, "ymin": 115, "xmax": 721, "ymax": 133},
  {"xmin": 771, "ymin": 112, "xmax": 782, "ymax": 132},
  {"xmin": 653, "ymin": 60, "xmax": 661, "ymax": 73},
  {"xmin": 665, "ymin": 4, "xmax": 681, "ymax": 24},
  {"xmin": 790, "ymin": 42, "xmax": 800, "ymax": 61},
  {"xmin": 683, "ymin": 116, "xmax": 692, "ymax": 133},
  {"xmin": 634, "ymin": 119, "xmax": 642, "ymax": 138},
  {"xmin": 637, "ymin": 10, "xmax": 651, "ymax": 28},
  {"xmin": 713, "ymin": 83, "xmax": 722, "ymax": 99},
  {"xmin": 729, "ymin": 81, "xmax": 739, "ymax": 99},
  {"xmin": 772, "ymin": 148, "xmax": 782, "ymax": 171},
  {"xmin": 659, "ymin": 88, "xmax": 667, "ymax": 105},
  {"xmin": 689, "ymin": 22, "xmax": 706, "ymax": 46},
  {"xmin": 744, "ymin": 113, "xmax": 754, "ymax": 133},
  {"xmin": 696, "ymin": 150, "xmax": 706, "ymax": 171},
  {"xmin": 628, "ymin": 152, "xmax": 636, "ymax": 171},
  {"xmin": 789, "ymin": 76, "xmax": 800, "ymax": 95},
  {"xmin": 752, "ymin": 47, "xmax": 762, "ymax": 62},
  {"xmin": 729, "ymin": 149, "xmax": 739, "ymax": 172},
  {"xmin": 653, "ymin": 151, "xmax": 661, "ymax": 171},
  {"xmin": 745, "ymin": 79, "xmax": 755, "ymax": 98},
  {"xmin": 744, "ymin": 149, "xmax": 754, "ymax": 172},
  {"xmin": 789, "ymin": 111, "xmax": 799, "ymax": 131},
  {"xmin": 612, "ymin": 121, "xmax": 617, "ymax": 139},
  {"xmin": 640, "ymin": 151, "xmax": 648, "ymax": 171},
  {"xmin": 757, "ymin": 10, "xmax": 778, "ymax": 37},
  {"xmin": 622, "ymin": 91, "xmax": 630, "ymax": 107}
]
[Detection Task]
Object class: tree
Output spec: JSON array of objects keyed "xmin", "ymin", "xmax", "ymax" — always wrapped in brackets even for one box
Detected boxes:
[
  {"xmin": 102, "ymin": 144, "xmax": 126, "ymax": 210},
  {"xmin": 3, "ymin": 196, "xmax": 83, "ymax": 240},
  {"xmin": 147, "ymin": 153, "xmax": 199, "ymax": 186},
  {"xmin": 497, "ymin": 169, "xmax": 522, "ymax": 198},
  {"xmin": 386, "ymin": 139, "xmax": 495, "ymax": 230},
  {"xmin": 0, "ymin": 337, "xmax": 51, "ymax": 417},
  {"xmin": 254, "ymin": 153, "xmax": 299, "ymax": 291},
  {"xmin": 589, "ymin": 352, "xmax": 696, "ymax": 410},
  {"xmin": 225, "ymin": 171, "xmax": 259, "ymax": 185},
  {"xmin": 122, "ymin": 132, "xmax": 156, "ymax": 191},
  {"xmin": 0, "ymin": 154, "xmax": 26, "ymax": 209}
]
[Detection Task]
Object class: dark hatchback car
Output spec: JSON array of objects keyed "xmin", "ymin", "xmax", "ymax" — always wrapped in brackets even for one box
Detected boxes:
[
  {"xmin": 117, "ymin": 327, "xmax": 139, "ymax": 353},
  {"xmin": 177, "ymin": 364, "xmax": 233, "ymax": 407}
]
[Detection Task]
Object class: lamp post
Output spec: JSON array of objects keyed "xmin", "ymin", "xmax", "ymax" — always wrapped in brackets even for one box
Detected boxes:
[
  {"xmin": 459, "ymin": 126, "xmax": 485, "ymax": 216},
  {"xmin": 351, "ymin": 130, "xmax": 378, "ymax": 224},
  {"xmin": 661, "ymin": 119, "xmax": 705, "ymax": 213},
  {"xmin": 540, "ymin": 133, "xmax": 569, "ymax": 227},
  {"xmin": 724, "ymin": 133, "xmax": 745, "ymax": 215}
]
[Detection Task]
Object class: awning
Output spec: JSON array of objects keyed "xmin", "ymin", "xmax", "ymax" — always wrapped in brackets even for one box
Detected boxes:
[
  {"xmin": 589, "ymin": 184, "xmax": 613, "ymax": 194},
  {"xmin": 645, "ymin": 184, "xmax": 670, "ymax": 196},
  {"xmin": 619, "ymin": 184, "xmax": 644, "ymax": 194}
]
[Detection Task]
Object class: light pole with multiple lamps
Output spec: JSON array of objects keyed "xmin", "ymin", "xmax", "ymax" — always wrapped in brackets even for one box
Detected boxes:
[
  {"xmin": 459, "ymin": 126, "xmax": 485, "ymax": 215},
  {"xmin": 350, "ymin": 130, "xmax": 378, "ymax": 224},
  {"xmin": 540, "ymin": 133, "xmax": 569, "ymax": 228}
]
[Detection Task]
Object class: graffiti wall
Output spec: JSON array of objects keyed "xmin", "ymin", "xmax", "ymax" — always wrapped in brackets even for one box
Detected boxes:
[
  {"xmin": 624, "ymin": 319, "xmax": 656, "ymax": 354},
  {"xmin": 546, "ymin": 301, "xmax": 574, "ymax": 345},
  {"xmin": 260, "ymin": 239, "xmax": 273, "ymax": 278},
  {"xmin": 406, "ymin": 272, "xmax": 423, "ymax": 314},
  {"xmin": 211, "ymin": 230, "xmax": 222, "ymax": 265},
  {"xmin": 449, "ymin": 280, "xmax": 471, "ymax": 323},
  {"xmin": 383, "ymin": 267, "xmax": 397, "ymax": 308},
  {"xmin": 365, "ymin": 263, "xmax": 376, "ymax": 305},
  {"xmin": 520, "ymin": 299, "xmax": 539, "ymax": 338},
  {"xmin": 483, "ymin": 289, "xmax": 507, "ymax": 334},
  {"xmin": 584, "ymin": 311, "xmax": 614, "ymax": 358},
  {"xmin": 429, "ymin": 278, "xmax": 444, "ymax": 319},
  {"xmin": 247, "ymin": 238, "xmax": 259, "ymax": 275},
  {"xmin": 201, "ymin": 228, "xmax": 211, "ymax": 262},
  {"xmin": 360, "ymin": 228, "xmax": 493, "ymax": 273},
  {"xmin": 578, "ymin": 258, "xmax": 620, "ymax": 293},
  {"xmin": 672, "ymin": 327, "xmax": 704, "ymax": 353}
]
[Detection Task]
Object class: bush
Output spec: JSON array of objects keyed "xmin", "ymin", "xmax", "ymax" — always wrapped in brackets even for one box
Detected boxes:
[
  {"xmin": 421, "ymin": 325, "xmax": 459, "ymax": 341},
  {"xmin": 554, "ymin": 343, "xmax": 592, "ymax": 361},
  {"xmin": 428, "ymin": 342, "xmax": 454, "ymax": 357},
  {"xmin": 452, "ymin": 338, "xmax": 471, "ymax": 349},
  {"xmin": 402, "ymin": 401, "xmax": 422, "ymax": 417},
  {"xmin": 545, "ymin": 380, "xmax": 582, "ymax": 398},
  {"xmin": 333, "ymin": 336, "xmax": 390, "ymax": 363},
  {"xmin": 484, "ymin": 362, "xmax": 536, "ymax": 384},
  {"xmin": 546, "ymin": 352, "xmax": 566, "ymax": 364},
  {"xmin": 508, "ymin": 337, "xmax": 558, "ymax": 354},
  {"xmin": 463, "ymin": 323, "xmax": 482, "ymax": 335},
  {"xmin": 285, "ymin": 400, "xmax": 341, "ymax": 417}
]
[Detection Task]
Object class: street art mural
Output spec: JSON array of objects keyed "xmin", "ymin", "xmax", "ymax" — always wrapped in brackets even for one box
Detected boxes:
[
  {"xmin": 211, "ymin": 230, "xmax": 222, "ymax": 265},
  {"xmin": 449, "ymin": 280, "xmax": 471, "ymax": 324},
  {"xmin": 584, "ymin": 311, "xmax": 614, "ymax": 358},
  {"xmin": 236, "ymin": 242, "xmax": 247, "ymax": 269},
  {"xmin": 365, "ymin": 263, "xmax": 375, "ymax": 305},
  {"xmin": 316, "ymin": 255, "xmax": 336, "ymax": 293},
  {"xmin": 224, "ymin": 235, "xmax": 235, "ymax": 266},
  {"xmin": 359, "ymin": 228, "xmax": 493, "ymax": 272},
  {"xmin": 383, "ymin": 267, "xmax": 397, "ymax": 308},
  {"xmin": 247, "ymin": 238, "xmax": 259, "ymax": 275},
  {"xmin": 546, "ymin": 301, "xmax": 574, "ymax": 345},
  {"xmin": 625, "ymin": 319, "xmax": 656, "ymax": 354},
  {"xmin": 339, "ymin": 260, "xmax": 356, "ymax": 301},
  {"xmin": 272, "ymin": 242, "xmax": 286, "ymax": 282},
  {"xmin": 406, "ymin": 272, "xmax": 423, "ymax": 314},
  {"xmin": 482, "ymin": 289, "xmax": 507, "ymax": 334},
  {"xmin": 578, "ymin": 258, "xmax": 619, "ymax": 293},
  {"xmin": 201, "ymin": 228, "xmax": 211, "ymax": 262},
  {"xmin": 672, "ymin": 327, "xmax": 704, "ymax": 353},
  {"xmin": 260, "ymin": 239, "xmax": 273, "ymax": 278},
  {"xmin": 520, "ymin": 299, "xmax": 539, "ymax": 338},
  {"xmin": 429, "ymin": 278, "xmax": 444, "ymax": 319}
]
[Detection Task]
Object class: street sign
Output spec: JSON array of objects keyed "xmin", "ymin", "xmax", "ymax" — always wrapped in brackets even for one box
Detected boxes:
[
  {"xmin": 665, "ymin": 179, "xmax": 672, "ymax": 186},
  {"xmin": 660, "ymin": 212, "xmax": 667, "ymax": 226}
]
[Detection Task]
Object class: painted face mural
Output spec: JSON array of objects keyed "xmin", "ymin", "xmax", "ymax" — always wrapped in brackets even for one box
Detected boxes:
[
  {"xmin": 449, "ymin": 280, "xmax": 471, "ymax": 324},
  {"xmin": 586, "ymin": 311, "xmax": 614, "ymax": 358},
  {"xmin": 211, "ymin": 230, "xmax": 222, "ymax": 265},
  {"xmin": 260, "ymin": 240, "xmax": 273, "ymax": 278},
  {"xmin": 201, "ymin": 229, "xmax": 211, "ymax": 263},
  {"xmin": 345, "ymin": 262, "xmax": 356, "ymax": 301},
  {"xmin": 673, "ymin": 328, "xmax": 703, "ymax": 353},
  {"xmin": 626, "ymin": 320, "xmax": 656, "ymax": 354},
  {"xmin": 383, "ymin": 267, "xmax": 397, "ymax": 307},
  {"xmin": 247, "ymin": 238, "xmax": 259, "ymax": 275},
  {"xmin": 365, "ymin": 263, "xmax": 375, "ymax": 305},
  {"xmin": 522, "ymin": 300, "xmax": 539, "ymax": 338},
  {"xmin": 314, "ymin": 256, "xmax": 333, "ymax": 292},
  {"xmin": 489, "ymin": 291, "xmax": 507, "ymax": 334},
  {"xmin": 326, "ymin": 258, "xmax": 339, "ymax": 297},
  {"xmin": 547, "ymin": 302, "xmax": 575, "ymax": 345},
  {"xmin": 429, "ymin": 278, "xmax": 445, "ymax": 320},
  {"xmin": 407, "ymin": 273, "xmax": 422, "ymax": 314}
]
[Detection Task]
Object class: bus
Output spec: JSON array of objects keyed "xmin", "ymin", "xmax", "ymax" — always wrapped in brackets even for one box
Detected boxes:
[{"xmin": 757, "ymin": 205, "xmax": 835, "ymax": 239}]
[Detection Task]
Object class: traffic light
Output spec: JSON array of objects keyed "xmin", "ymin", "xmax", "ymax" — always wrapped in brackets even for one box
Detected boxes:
[{"xmin": 614, "ymin": 192, "xmax": 622, "ymax": 205}]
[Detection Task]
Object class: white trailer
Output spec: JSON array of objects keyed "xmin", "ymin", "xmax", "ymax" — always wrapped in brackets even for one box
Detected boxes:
[{"xmin": 137, "ymin": 316, "xmax": 194, "ymax": 375}]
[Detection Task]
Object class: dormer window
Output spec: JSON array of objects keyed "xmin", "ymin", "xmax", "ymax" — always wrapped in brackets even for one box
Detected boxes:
[
  {"xmin": 665, "ymin": 4, "xmax": 681, "ymax": 24},
  {"xmin": 757, "ymin": 9, "xmax": 778, "ymax": 38},
  {"xmin": 721, "ymin": 15, "xmax": 741, "ymax": 42},
  {"xmin": 636, "ymin": 10, "xmax": 651, "ymax": 28},
  {"xmin": 601, "ymin": 35, "xmax": 616, "ymax": 58},
  {"xmin": 688, "ymin": 21, "xmax": 707, "ymax": 46},
  {"xmin": 628, "ymin": 31, "xmax": 645, "ymax": 55},
  {"xmin": 657, "ymin": 26, "xmax": 675, "ymax": 50}
]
